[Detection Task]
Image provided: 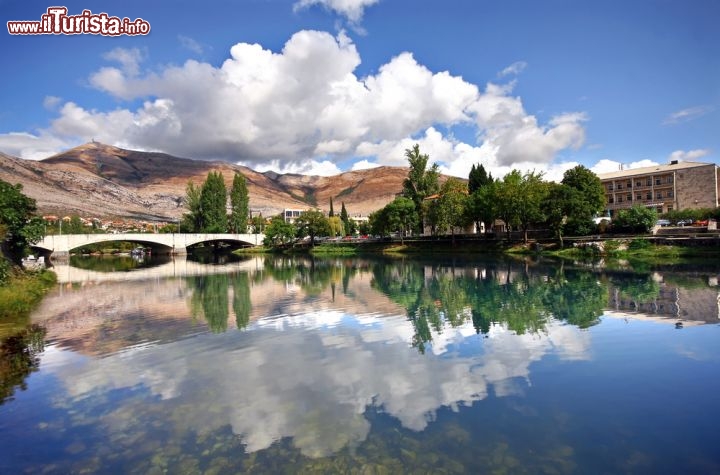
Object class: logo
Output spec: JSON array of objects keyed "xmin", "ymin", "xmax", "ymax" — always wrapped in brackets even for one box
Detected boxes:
[{"xmin": 7, "ymin": 7, "xmax": 151, "ymax": 36}]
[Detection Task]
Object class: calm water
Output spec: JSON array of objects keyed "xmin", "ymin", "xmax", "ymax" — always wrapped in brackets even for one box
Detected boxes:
[{"xmin": 1, "ymin": 254, "xmax": 719, "ymax": 474}]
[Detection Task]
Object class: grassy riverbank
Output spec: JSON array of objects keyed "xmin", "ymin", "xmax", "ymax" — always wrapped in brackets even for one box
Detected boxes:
[
  {"xmin": 0, "ymin": 268, "xmax": 57, "ymax": 334},
  {"xmin": 237, "ymin": 236, "xmax": 720, "ymax": 263}
]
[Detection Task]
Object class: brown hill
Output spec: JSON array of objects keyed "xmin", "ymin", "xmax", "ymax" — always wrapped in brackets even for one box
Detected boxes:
[{"xmin": 0, "ymin": 142, "xmax": 411, "ymax": 221}]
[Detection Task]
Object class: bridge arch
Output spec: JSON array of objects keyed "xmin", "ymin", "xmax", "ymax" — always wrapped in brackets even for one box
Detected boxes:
[{"xmin": 32, "ymin": 233, "xmax": 264, "ymax": 258}]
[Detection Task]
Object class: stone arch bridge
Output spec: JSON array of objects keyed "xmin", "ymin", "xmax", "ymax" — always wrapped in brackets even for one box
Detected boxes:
[{"xmin": 33, "ymin": 233, "xmax": 264, "ymax": 258}]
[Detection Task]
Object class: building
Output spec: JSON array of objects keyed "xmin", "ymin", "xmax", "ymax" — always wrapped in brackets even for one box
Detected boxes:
[
  {"xmin": 596, "ymin": 160, "xmax": 720, "ymax": 216},
  {"xmin": 283, "ymin": 209, "xmax": 305, "ymax": 223}
]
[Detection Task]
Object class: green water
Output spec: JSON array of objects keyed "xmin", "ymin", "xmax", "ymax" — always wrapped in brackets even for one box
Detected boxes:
[{"xmin": 1, "ymin": 255, "xmax": 719, "ymax": 473}]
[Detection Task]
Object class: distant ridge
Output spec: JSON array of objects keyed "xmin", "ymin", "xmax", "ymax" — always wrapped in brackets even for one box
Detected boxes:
[{"xmin": 0, "ymin": 142, "xmax": 413, "ymax": 221}]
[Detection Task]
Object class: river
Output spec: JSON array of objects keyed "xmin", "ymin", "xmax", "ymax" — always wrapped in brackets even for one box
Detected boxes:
[{"xmin": 1, "ymin": 254, "xmax": 719, "ymax": 473}]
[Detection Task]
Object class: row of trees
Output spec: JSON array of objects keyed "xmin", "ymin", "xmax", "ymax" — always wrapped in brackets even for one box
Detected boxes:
[
  {"xmin": 181, "ymin": 171, "xmax": 250, "ymax": 233},
  {"xmin": 368, "ymin": 145, "xmax": 610, "ymax": 246}
]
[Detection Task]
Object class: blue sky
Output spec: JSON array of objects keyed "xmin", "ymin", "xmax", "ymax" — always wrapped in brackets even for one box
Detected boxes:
[{"xmin": 1, "ymin": 0, "xmax": 718, "ymax": 180}]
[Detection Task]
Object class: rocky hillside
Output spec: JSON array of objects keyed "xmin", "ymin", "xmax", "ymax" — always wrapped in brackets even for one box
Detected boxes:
[{"xmin": 0, "ymin": 142, "xmax": 410, "ymax": 221}]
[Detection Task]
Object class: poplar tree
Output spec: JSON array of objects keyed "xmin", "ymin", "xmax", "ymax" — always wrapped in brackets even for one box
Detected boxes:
[
  {"xmin": 229, "ymin": 172, "xmax": 249, "ymax": 233},
  {"xmin": 329, "ymin": 197, "xmax": 335, "ymax": 217},
  {"xmin": 199, "ymin": 171, "xmax": 227, "ymax": 233}
]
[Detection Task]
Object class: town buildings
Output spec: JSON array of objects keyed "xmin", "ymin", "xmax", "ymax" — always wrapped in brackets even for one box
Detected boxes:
[{"xmin": 596, "ymin": 160, "xmax": 720, "ymax": 216}]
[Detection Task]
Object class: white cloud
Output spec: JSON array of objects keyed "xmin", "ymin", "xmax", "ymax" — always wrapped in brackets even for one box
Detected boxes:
[
  {"xmin": 350, "ymin": 159, "xmax": 381, "ymax": 171},
  {"xmin": 178, "ymin": 35, "xmax": 204, "ymax": 54},
  {"xmin": 668, "ymin": 149, "xmax": 711, "ymax": 162},
  {"xmin": 293, "ymin": 0, "xmax": 380, "ymax": 24},
  {"xmin": 0, "ymin": 131, "xmax": 70, "ymax": 160},
  {"xmin": 591, "ymin": 158, "xmax": 660, "ymax": 174},
  {"xmin": 1, "ymin": 30, "xmax": 587, "ymax": 176},
  {"xmin": 43, "ymin": 95, "xmax": 62, "ymax": 110},
  {"xmin": 101, "ymin": 47, "xmax": 146, "ymax": 76},
  {"xmin": 499, "ymin": 61, "xmax": 527, "ymax": 77},
  {"xmin": 663, "ymin": 105, "xmax": 714, "ymax": 125},
  {"xmin": 243, "ymin": 158, "xmax": 343, "ymax": 176}
]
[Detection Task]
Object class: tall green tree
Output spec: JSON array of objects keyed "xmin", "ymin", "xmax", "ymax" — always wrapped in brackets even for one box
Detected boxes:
[
  {"xmin": 384, "ymin": 197, "xmax": 418, "ymax": 244},
  {"xmin": 495, "ymin": 170, "xmax": 523, "ymax": 239},
  {"xmin": 329, "ymin": 197, "xmax": 335, "ymax": 217},
  {"xmin": 199, "ymin": 171, "xmax": 228, "ymax": 233},
  {"xmin": 561, "ymin": 165, "xmax": 606, "ymax": 236},
  {"xmin": 468, "ymin": 163, "xmax": 492, "ymax": 194},
  {"xmin": 0, "ymin": 179, "xmax": 45, "ymax": 266},
  {"xmin": 181, "ymin": 180, "xmax": 202, "ymax": 232},
  {"xmin": 467, "ymin": 181, "xmax": 498, "ymax": 234},
  {"xmin": 434, "ymin": 178, "xmax": 469, "ymax": 242},
  {"xmin": 295, "ymin": 209, "xmax": 330, "ymax": 246},
  {"xmin": 516, "ymin": 171, "xmax": 548, "ymax": 243},
  {"xmin": 340, "ymin": 202, "xmax": 350, "ymax": 235},
  {"xmin": 402, "ymin": 144, "xmax": 439, "ymax": 233},
  {"xmin": 229, "ymin": 172, "xmax": 249, "ymax": 234}
]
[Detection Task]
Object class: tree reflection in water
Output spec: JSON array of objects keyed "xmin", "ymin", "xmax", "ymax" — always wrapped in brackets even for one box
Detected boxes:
[
  {"xmin": 371, "ymin": 259, "xmax": 608, "ymax": 353},
  {"xmin": 0, "ymin": 324, "xmax": 46, "ymax": 405}
]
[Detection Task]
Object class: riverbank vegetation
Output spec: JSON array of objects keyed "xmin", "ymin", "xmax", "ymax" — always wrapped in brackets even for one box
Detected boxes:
[{"xmin": 0, "ymin": 178, "xmax": 56, "ymax": 326}]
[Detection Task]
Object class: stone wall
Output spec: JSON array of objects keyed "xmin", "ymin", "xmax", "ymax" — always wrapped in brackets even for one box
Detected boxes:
[{"xmin": 676, "ymin": 164, "xmax": 719, "ymax": 209}]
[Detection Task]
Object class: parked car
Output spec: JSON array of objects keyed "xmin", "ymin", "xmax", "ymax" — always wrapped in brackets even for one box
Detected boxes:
[
  {"xmin": 656, "ymin": 219, "xmax": 671, "ymax": 227},
  {"xmin": 694, "ymin": 219, "xmax": 709, "ymax": 227},
  {"xmin": 676, "ymin": 219, "xmax": 693, "ymax": 226}
]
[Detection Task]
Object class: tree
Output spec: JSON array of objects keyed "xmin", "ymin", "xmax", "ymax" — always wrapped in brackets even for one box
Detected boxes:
[
  {"xmin": 295, "ymin": 209, "xmax": 330, "ymax": 246},
  {"xmin": 229, "ymin": 173, "xmax": 249, "ymax": 233},
  {"xmin": 199, "ymin": 171, "xmax": 227, "ymax": 233},
  {"xmin": 561, "ymin": 165, "xmax": 606, "ymax": 236},
  {"xmin": 543, "ymin": 183, "xmax": 575, "ymax": 248},
  {"xmin": 181, "ymin": 180, "xmax": 202, "ymax": 232},
  {"xmin": 516, "ymin": 171, "xmax": 548, "ymax": 243},
  {"xmin": 328, "ymin": 216, "xmax": 345, "ymax": 237},
  {"xmin": 402, "ymin": 144, "xmax": 439, "ymax": 233},
  {"xmin": 0, "ymin": 179, "xmax": 45, "ymax": 266},
  {"xmin": 467, "ymin": 181, "xmax": 498, "ymax": 234},
  {"xmin": 468, "ymin": 163, "xmax": 492, "ymax": 194},
  {"xmin": 613, "ymin": 205, "xmax": 657, "ymax": 233},
  {"xmin": 263, "ymin": 215, "xmax": 296, "ymax": 247},
  {"xmin": 384, "ymin": 197, "xmax": 418, "ymax": 244},
  {"xmin": 340, "ymin": 202, "xmax": 350, "ymax": 235},
  {"xmin": 329, "ymin": 197, "xmax": 334, "ymax": 218},
  {"xmin": 495, "ymin": 170, "xmax": 524, "ymax": 240},
  {"xmin": 250, "ymin": 214, "xmax": 266, "ymax": 234},
  {"xmin": 433, "ymin": 178, "xmax": 468, "ymax": 242}
]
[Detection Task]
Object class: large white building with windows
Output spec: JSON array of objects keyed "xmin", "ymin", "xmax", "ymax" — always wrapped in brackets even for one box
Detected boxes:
[{"xmin": 596, "ymin": 160, "xmax": 720, "ymax": 216}]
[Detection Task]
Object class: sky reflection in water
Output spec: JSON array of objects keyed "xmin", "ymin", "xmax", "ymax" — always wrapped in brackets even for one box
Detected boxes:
[{"xmin": 1, "ymin": 255, "xmax": 719, "ymax": 473}]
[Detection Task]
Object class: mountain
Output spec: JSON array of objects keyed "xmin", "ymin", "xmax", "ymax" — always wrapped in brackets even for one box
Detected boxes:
[{"xmin": 0, "ymin": 142, "xmax": 411, "ymax": 221}]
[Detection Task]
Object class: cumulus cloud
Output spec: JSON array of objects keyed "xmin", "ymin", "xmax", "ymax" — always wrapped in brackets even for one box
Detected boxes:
[
  {"xmin": 293, "ymin": 0, "xmax": 380, "ymax": 24},
  {"xmin": 591, "ymin": 158, "xmax": 660, "ymax": 175},
  {"xmin": 0, "ymin": 131, "xmax": 70, "ymax": 160},
  {"xmin": 663, "ymin": 105, "xmax": 714, "ymax": 125},
  {"xmin": 668, "ymin": 149, "xmax": 711, "ymax": 162},
  {"xmin": 1, "ymin": 30, "xmax": 589, "ymax": 179}
]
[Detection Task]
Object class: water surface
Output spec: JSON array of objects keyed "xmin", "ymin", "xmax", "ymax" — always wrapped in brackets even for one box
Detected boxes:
[{"xmin": 1, "ymin": 255, "xmax": 719, "ymax": 474}]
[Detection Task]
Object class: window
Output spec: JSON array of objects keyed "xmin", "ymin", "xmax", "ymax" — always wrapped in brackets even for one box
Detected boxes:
[
  {"xmin": 667, "ymin": 176, "xmax": 673, "ymax": 184},
  {"xmin": 646, "ymin": 192, "xmax": 652, "ymax": 200},
  {"xmin": 646, "ymin": 178, "xmax": 652, "ymax": 186},
  {"xmin": 608, "ymin": 184, "xmax": 614, "ymax": 191},
  {"xmin": 636, "ymin": 181, "xmax": 642, "ymax": 188},
  {"xmin": 627, "ymin": 194, "xmax": 632, "ymax": 201},
  {"xmin": 668, "ymin": 190, "xmax": 674, "ymax": 198},
  {"xmin": 608, "ymin": 197, "xmax": 614, "ymax": 204},
  {"xmin": 617, "ymin": 183, "xmax": 623, "ymax": 190},
  {"xmin": 656, "ymin": 192, "xmax": 663, "ymax": 199},
  {"xmin": 627, "ymin": 181, "xmax": 632, "ymax": 188},
  {"xmin": 618, "ymin": 195, "xmax": 623, "ymax": 203},
  {"xmin": 636, "ymin": 194, "xmax": 642, "ymax": 201},
  {"xmin": 655, "ymin": 178, "xmax": 661, "ymax": 185}
]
